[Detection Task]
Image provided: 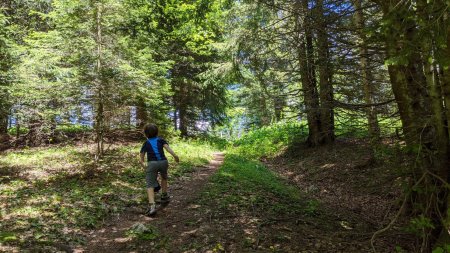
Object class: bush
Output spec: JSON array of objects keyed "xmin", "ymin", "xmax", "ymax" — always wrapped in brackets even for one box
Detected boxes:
[{"xmin": 232, "ymin": 122, "xmax": 307, "ymax": 158}]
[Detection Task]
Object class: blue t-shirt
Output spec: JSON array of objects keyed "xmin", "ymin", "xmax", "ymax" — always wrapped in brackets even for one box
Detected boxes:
[{"xmin": 140, "ymin": 137, "xmax": 168, "ymax": 161}]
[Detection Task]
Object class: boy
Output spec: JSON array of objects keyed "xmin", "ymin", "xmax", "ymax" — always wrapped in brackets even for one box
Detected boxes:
[{"xmin": 140, "ymin": 123, "xmax": 179, "ymax": 216}]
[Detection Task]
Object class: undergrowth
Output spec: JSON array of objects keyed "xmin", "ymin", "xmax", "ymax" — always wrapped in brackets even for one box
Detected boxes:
[
  {"xmin": 200, "ymin": 154, "xmax": 310, "ymax": 217},
  {"xmin": 232, "ymin": 122, "xmax": 307, "ymax": 158},
  {"xmin": 192, "ymin": 123, "xmax": 320, "ymax": 251},
  {"xmin": 0, "ymin": 139, "xmax": 217, "ymax": 250}
]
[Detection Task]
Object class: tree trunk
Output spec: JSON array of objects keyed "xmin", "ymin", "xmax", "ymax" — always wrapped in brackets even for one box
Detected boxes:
[
  {"xmin": 0, "ymin": 110, "xmax": 8, "ymax": 151},
  {"xmin": 273, "ymin": 94, "xmax": 284, "ymax": 122},
  {"xmin": 353, "ymin": 0, "xmax": 380, "ymax": 141},
  {"xmin": 418, "ymin": 0, "xmax": 450, "ymax": 245},
  {"xmin": 260, "ymin": 94, "xmax": 271, "ymax": 125},
  {"xmin": 439, "ymin": 6, "xmax": 450, "ymax": 140},
  {"xmin": 386, "ymin": 65, "xmax": 416, "ymax": 144},
  {"xmin": 418, "ymin": 18, "xmax": 448, "ymax": 175},
  {"xmin": 136, "ymin": 97, "xmax": 148, "ymax": 128},
  {"xmin": 179, "ymin": 106, "xmax": 188, "ymax": 137},
  {"xmin": 178, "ymin": 81, "xmax": 188, "ymax": 137},
  {"xmin": 94, "ymin": 3, "xmax": 104, "ymax": 159},
  {"xmin": 296, "ymin": 0, "xmax": 321, "ymax": 147},
  {"xmin": 0, "ymin": 111, "xmax": 7, "ymax": 134},
  {"xmin": 173, "ymin": 108, "xmax": 178, "ymax": 131},
  {"xmin": 378, "ymin": 0, "xmax": 450, "ymax": 249},
  {"xmin": 316, "ymin": 0, "xmax": 335, "ymax": 144}
]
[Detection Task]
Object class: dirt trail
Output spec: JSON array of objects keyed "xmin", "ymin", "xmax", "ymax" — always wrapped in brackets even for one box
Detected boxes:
[{"xmin": 73, "ymin": 152, "xmax": 225, "ymax": 253}]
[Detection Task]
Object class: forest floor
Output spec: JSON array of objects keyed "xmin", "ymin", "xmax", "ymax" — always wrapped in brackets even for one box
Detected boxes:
[
  {"xmin": 1, "ymin": 138, "xmax": 415, "ymax": 252},
  {"xmin": 73, "ymin": 152, "xmax": 226, "ymax": 253}
]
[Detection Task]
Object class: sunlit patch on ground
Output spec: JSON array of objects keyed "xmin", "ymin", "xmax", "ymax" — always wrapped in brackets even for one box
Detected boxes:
[{"xmin": 0, "ymin": 140, "xmax": 217, "ymax": 251}]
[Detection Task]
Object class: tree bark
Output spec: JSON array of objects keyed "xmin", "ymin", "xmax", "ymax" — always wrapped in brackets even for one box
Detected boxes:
[
  {"xmin": 136, "ymin": 97, "xmax": 148, "ymax": 129},
  {"xmin": 439, "ymin": 5, "xmax": 450, "ymax": 140},
  {"xmin": 377, "ymin": 0, "xmax": 450, "ymax": 249},
  {"xmin": 417, "ymin": 0, "xmax": 448, "ymax": 173},
  {"xmin": 178, "ymin": 106, "xmax": 188, "ymax": 137},
  {"xmin": 0, "ymin": 111, "xmax": 7, "ymax": 134},
  {"xmin": 418, "ymin": 0, "xmax": 450, "ymax": 245},
  {"xmin": 316, "ymin": 0, "xmax": 335, "ymax": 144},
  {"xmin": 353, "ymin": 0, "xmax": 380, "ymax": 141},
  {"xmin": 0, "ymin": 110, "xmax": 8, "ymax": 151},
  {"xmin": 296, "ymin": 0, "xmax": 321, "ymax": 147},
  {"xmin": 94, "ymin": 3, "xmax": 105, "ymax": 159},
  {"xmin": 273, "ymin": 93, "xmax": 284, "ymax": 122},
  {"xmin": 178, "ymin": 81, "xmax": 189, "ymax": 137}
]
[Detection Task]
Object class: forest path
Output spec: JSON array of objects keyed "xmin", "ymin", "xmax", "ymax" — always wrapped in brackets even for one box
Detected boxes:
[{"xmin": 73, "ymin": 152, "xmax": 225, "ymax": 253}]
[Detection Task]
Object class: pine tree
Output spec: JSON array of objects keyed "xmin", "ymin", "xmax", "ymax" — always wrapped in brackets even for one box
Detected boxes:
[{"xmin": 0, "ymin": 9, "xmax": 13, "ymax": 148}]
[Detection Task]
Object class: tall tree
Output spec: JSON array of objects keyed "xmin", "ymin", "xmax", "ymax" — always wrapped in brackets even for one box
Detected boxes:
[
  {"xmin": 353, "ymin": 0, "xmax": 380, "ymax": 141},
  {"xmin": 51, "ymin": 0, "xmax": 139, "ymax": 157},
  {"xmin": 0, "ymin": 9, "xmax": 13, "ymax": 149},
  {"xmin": 152, "ymin": 0, "xmax": 228, "ymax": 136},
  {"xmin": 371, "ymin": 0, "xmax": 450, "ymax": 249},
  {"xmin": 316, "ymin": 0, "xmax": 334, "ymax": 144}
]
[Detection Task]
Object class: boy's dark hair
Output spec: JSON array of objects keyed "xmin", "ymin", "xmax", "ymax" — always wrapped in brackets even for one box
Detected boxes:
[{"xmin": 144, "ymin": 124, "xmax": 158, "ymax": 138}]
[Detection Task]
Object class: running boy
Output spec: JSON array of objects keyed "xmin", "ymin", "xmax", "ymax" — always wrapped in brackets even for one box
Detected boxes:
[{"xmin": 140, "ymin": 123, "xmax": 179, "ymax": 216}]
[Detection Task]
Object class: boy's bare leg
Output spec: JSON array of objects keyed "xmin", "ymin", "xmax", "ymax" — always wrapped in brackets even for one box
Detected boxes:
[
  {"xmin": 161, "ymin": 178, "xmax": 168, "ymax": 193},
  {"xmin": 147, "ymin": 187, "xmax": 155, "ymax": 204}
]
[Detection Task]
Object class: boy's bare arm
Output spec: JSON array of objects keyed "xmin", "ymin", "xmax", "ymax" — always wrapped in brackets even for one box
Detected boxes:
[
  {"xmin": 140, "ymin": 152, "xmax": 146, "ymax": 168},
  {"xmin": 163, "ymin": 144, "xmax": 179, "ymax": 163}
]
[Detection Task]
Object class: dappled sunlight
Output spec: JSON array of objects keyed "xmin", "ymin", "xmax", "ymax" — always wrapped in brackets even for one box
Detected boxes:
[
  {"xmin": 112, "ymin": 180, "xmax": 141, "ymax": 191},
  {"xmin": 320, "ymin": 163, "xmax": 336, "ymax": 169},
  {"xmin": 0, "ymin": 140, "xmax": 217, "ymax": 250},
  {"xmin": 219, "ymin": 172, "xmax": 234, "ymax": 178}
]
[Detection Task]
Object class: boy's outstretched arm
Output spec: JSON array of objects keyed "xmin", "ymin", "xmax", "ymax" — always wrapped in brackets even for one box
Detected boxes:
[
  {"xmin": 163, "ymin": 144, "xmax": 179, "ymax": 163},
  {"xmin": 140, "ymin": 152, "xmax": 146, "ymax": 168}
]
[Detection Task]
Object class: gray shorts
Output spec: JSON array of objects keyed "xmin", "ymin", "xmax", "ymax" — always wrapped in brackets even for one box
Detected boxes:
[{"xmin": 146, "ymin": 160, "xmax": 169, "ymax": 188}]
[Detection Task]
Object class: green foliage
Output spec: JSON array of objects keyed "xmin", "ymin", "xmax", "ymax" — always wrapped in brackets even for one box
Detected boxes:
[
  {"xmin": 232, "ymin": 122, "xmax": 307, "ymax": 158},
  {"xmin": 304, "ymin": 199, "xmax": 320, "ymax": 216},
  {"xmin": 127, "ymin": 223, "xmax": 160, "ymax": 240},
  {"xmin": 124, "ymin": 0, "xmax": 230, "ymax": 134},
  {"xmin": 196, "ymin": 134, "xmax": 230, "ymax": 150},
  {"xmin": 55, "ymin": 124, "xmax": 91, "ymax": 134},
  {"xmin": 212, "ymin": 243, "xmax": 225, "ymax": 252},
  {"xmin": 395, "ymin": 246, "xmax": 407, "ymax": 253},
  {"xmin": 432, "ymin": 245, "xmax": 450, "ymax": 253},
  {"xmin": 200, "ymin": 153, "xmax": 306, "ymax": 217},
  {"xmin": 335, "ymin": 109, "xmax": 402, "ymax": 138},
  {"xmin": 2, "ymin": 0, "xmax": 231, "ymax": 141},
  {"xmin": 0, "ymin": 139, "xmax": 217, "ymax": 248},
  {"xmin": 225, "ymin": 1, "xmax": 296, "ymax": 128},
  {"xmin": 6, "ymin": 126, "xmax": 28, "ymax": 135},
  {"xmin": 407, "ymin": 215, "xmax": 435, "ymax": 236},
  {"xmin": 0, "ymin": 9, "xmax": 14, "ymax": 124},
  {"xmin": 198, "ymin": 122, "xmax": 313, "ymax": 223},
  {"xmin": 0, "ymin": 232, "xmax": 17, "ymax": 243}
]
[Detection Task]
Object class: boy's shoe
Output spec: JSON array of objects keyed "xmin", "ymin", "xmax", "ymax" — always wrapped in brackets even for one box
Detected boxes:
[
  {"xmin": 145, "ymin": 203, "xmax": 157, "ymax": 216},
  {"xmin": 160, "ymin": 193, "xmax": 171, "ymax": 203}
]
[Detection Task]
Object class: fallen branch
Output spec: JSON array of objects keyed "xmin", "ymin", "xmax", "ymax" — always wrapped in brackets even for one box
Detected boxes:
[{"xmin": 370, "ymin": 173, "xmax": 426, "ymax": 253}]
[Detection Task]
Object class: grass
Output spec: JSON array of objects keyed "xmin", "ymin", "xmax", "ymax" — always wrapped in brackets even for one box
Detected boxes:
[
  {"xmin": 198, "ymin": 123, "xmax": 314, "ymax": 229},
  {"xmin": 232, "ymin": 122, "xmax": 307, "ymax": 159},
  {"xmin": 0, "ymin": 139, "xmax": 218, "ymax": 250},
  {"xmin": 200, "ymin": 153, "xmax": 309, "ymax": 218},
  {"xmin": 334, "ymin": 109, "xmax": 403, "ymax": 138},
  {"xmin": 190, "ymin": 122, "xmax": 413, "ymax": 251},
  {"xmin": 187, "ymin": 124, "xmax": 324, "ymax": 251}
]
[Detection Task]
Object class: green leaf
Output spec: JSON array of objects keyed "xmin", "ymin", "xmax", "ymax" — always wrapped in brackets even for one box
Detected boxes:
[
  {"xmin": 432, "ymin": 247, "xmax": 444, "ymax": 253},
  {"xmin": 0, "ymin": 232, "xmax": 17, "ymax": 243}
]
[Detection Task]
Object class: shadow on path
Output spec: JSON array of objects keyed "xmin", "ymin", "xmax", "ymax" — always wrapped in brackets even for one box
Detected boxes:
[{"xmin": 73, "ymin": 152, "xmax": 225, "ymax": 253}]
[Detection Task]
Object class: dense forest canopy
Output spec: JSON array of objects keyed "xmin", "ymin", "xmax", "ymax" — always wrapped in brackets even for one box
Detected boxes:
[{"xmin": 1, "ymin": 0, "xmax": 450, "ymax": 251}]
